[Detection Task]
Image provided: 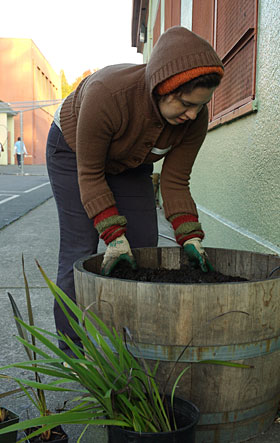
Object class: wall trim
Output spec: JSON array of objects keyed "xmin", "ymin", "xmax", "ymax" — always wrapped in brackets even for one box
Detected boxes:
[
  {"xmin": 208, "ymin": 100, "xmax": 258, "ymax": 131},
  {"xmin": 197, "ymin": 204, "xmax": 280, "ymax": 255}
]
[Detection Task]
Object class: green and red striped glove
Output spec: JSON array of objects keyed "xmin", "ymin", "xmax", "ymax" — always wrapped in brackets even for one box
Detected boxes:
[
  {"xmin": 169, "ymin": 213, "xmax": 213, "ymax": 272},
  {"xmin": 94, "ymin": 206, "xmax": 137, "ymax": 276}
]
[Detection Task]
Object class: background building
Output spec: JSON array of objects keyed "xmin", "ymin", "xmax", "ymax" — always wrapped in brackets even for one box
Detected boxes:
[
  {"xmin": 0, "ymin": 38, "xmax": 61, "ymax": 164},
  {"xmin": 132, "ymin": 0, "xmax": 280, "ymax": 256},
  {"xmin": 0, "ymin": 101, "xmax": 17, "ymax": 165}
]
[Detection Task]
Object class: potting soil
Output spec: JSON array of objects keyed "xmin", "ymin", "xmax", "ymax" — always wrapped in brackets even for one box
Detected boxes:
[{"xmin": 109, "ymin": 261, "xmax": 247, "ymax": 283}]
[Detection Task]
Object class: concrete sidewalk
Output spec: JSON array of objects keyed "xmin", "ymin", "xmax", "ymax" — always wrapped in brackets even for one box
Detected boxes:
[
  {"xmin": 0, "ymin": 164, "xmax": 48, "ymax": 176},
  {"xmin": 0, "ymin": 167, "xmax": 279, "ymax": 442}
]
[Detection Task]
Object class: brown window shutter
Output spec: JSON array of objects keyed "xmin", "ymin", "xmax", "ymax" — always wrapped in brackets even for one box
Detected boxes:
[
  {"xmin": 213, "ymin": 38, "xmax": 255, "ymax": 116},
  {"xmin": 213, "ymin": 0, "xmax": 257, "ymax": 119},
  {"xmin": 165, "ymin": 0, "xmax": 181, "ymax": 30},
  {"xmin": 153, "ymin": 0, "xmax": 161, "ymax": 46},
  {"xmin": 192, "ymin": 0, "xmax": 215, "ymax": 45},
  {"xmin": 216, "ymin": 0, "xmax": 255, "ymax": 58},
  {"xmin": 192, "ymin": 0, "xmax": 215, "ymax": 118},
  {"xmin": 192, "ymin": 0, "xmax": 258, "ymax": 122}
]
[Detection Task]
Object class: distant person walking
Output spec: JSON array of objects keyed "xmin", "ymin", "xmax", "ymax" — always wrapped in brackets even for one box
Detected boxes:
[{"xmin": 14, "ymin": 137, "xmax": 27, "ymax": 167}]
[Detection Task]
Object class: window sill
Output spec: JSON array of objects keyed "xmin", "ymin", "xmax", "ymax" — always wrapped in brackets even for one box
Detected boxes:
[{"xmin": 208, "ymin": 100, "xmax": 258, "ymax": 131}]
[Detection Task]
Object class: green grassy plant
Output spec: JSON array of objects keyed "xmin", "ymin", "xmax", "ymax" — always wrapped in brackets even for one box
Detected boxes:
[
  {"xmin": 3, "ymin": 257, "xmax": 62, "ymax": 441},
  {"xmin": 0, "ymin": 260, "xmax": 252, "ymax": 442}
]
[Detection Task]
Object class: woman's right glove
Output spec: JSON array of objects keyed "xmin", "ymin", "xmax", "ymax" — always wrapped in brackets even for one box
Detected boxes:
[
  {"xmin": 94, "ymin": 205, "xmax": 135, "ymax": 275},
  {"xmin": 101, "ymin": 234, "xmax": 137, "ymax": 276},
  {"xmin": 183, "ymin": 238, "xmax": 214, "ymax": 272}
]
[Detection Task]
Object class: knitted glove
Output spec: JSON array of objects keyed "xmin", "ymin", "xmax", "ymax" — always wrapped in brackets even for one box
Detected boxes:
[
  {"xmin": 94, "ymin": 206, "xmax": 136, "ymax": 276},
  {"xmin": 101, "ymin": 234, "xmax": 137, "ymax": 276},
  {"xmin": 94, "ymin": 206, "xmax": 127, "ymax": 245},
  {"xmin": 169, "ymin": 213, "xmax": 204, "ymax": 245},
  {"xmin": 183, "ymin": 238, "xmax": 214, "ymax": 272},
  {"xmin": 169, "ymin": 213, "xmax": 213, "ymax": 272}
]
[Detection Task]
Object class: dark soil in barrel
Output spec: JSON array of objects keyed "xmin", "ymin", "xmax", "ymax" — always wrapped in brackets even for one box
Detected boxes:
[{"xmin": 109, "ymin": 261, "xmax": 247, "ymax": 284}]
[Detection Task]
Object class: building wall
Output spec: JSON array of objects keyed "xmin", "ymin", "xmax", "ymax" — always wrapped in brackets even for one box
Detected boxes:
[
  {"xmin": 0, "ymin": 113, "xmax": 8, "ymax": 165},
  {"xmin": 0, "ymin": 112, "xmax": 15, "ymax": 165},
  {"xmin": 144, "ymin": 0, "xmax": 280, "ymax": 255},
  {"xmin": 190, "ymin": 0, "xmax": 280, "ymax": 255},
  {"xmin": 0, "ymin": 38, "xmax": 61, "ymax": 164},
  {"xmin": 180, "ymin": 0, "xmax": 192, "ymax": 30}
]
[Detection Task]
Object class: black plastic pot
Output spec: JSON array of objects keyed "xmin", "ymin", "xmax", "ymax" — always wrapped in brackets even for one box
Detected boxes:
[
  {"xmin": 24, "ymin": 425, "xmax": 68, "ymax": 442},
  {"xmin": 108, "ymin": 397, "xmax": 200, "ymax": 443},
  {"xmin": 0, "ymin": 409, "xmax": 19, "ymax": 443}
]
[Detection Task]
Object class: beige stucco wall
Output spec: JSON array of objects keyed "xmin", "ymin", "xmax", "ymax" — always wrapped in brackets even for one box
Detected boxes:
[
  {"xmin": 190, "ymin": 0, "xmax": 280, "ymax": 255},
  {"xmin": 143, "ymin": 0, "xmax": 280, "ymax": 255}
]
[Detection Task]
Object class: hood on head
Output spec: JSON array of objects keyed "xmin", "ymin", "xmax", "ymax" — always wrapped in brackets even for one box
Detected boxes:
[{"xmin": 146, "ymin": 26, "xmax": 224, "ymax": 96}]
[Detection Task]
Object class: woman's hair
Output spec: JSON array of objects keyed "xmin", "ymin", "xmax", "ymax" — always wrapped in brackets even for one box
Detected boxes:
[{"xmin": 172, "ymin": 73, "xmax": 222, "ymax": 96}]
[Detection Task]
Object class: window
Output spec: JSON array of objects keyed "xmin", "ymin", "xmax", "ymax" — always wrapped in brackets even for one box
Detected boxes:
[
  {"xmin": 153, "ymin": 0, "xmax": 181, "ymax": 45},
  {"xmin": 192, "ymin": 0, "xmax": 258, "ymax": 127},
  {"xmin": 153, "ymin": 0, "xmax": 161, "ymax": 45},
  {"xmin": 164, "ymin": 0, "xmax": 181, "ymax": 30}
]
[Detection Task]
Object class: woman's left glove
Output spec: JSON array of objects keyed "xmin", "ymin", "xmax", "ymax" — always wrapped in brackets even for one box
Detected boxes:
[
  {"xmin": 183, "ymin": 238, "xmax": 214, "ymax": 272},
  {"xmin": 101, "ymin": 234, "xmax": 137, "ymax": 276}
]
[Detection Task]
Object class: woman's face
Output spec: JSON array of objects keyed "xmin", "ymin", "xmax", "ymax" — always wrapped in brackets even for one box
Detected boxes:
[{"xmin": 158, "ymin": 86, "xmax": 216, "ymax": 125}]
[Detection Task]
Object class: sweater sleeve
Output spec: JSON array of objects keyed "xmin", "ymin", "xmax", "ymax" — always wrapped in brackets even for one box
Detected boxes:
[
  {"xmin": 94, "ymin": 206, "xmax": 127, "ymax": 245},
  {"xmin": 160, "ymin": 105, "xmax": 209, "ymax": 219},
  {"xmin": 76, "ymin": 81, "xmax": 122, "ymax": 219}
]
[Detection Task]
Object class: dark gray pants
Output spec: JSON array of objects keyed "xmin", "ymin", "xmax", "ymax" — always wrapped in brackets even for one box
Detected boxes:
[
  {"xmin": 46, "ymin": 122, "xmax": 158, "ymax": 353},
  {"xmin": 16, "ymin": 154, "xmax": 22, "ymax": 166}
]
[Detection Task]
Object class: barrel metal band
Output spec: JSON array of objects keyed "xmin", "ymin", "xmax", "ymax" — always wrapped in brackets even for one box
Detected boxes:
[
  {"xmin": 198, "ymin": 394, "xmax": 279, "ymax": 425},
  {"xmin": 124, "ymin": 335, "xmax": 280, "ymax": 362}
]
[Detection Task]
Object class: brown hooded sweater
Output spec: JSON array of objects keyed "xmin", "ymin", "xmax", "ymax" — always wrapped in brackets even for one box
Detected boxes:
[{"xmin": 60, "ymin": 26, "xmax": 223, "ymax": 221}]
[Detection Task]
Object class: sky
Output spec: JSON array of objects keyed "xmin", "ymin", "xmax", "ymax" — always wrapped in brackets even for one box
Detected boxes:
[{"xmin": 1, "ymin": 0, "xmax": 143, "ymax": 84}]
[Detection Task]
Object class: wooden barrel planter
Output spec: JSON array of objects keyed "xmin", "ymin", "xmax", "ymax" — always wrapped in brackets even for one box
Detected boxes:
[{"xmin": 74, "ymin": 247, "xmax": 280, "ymax": 443}]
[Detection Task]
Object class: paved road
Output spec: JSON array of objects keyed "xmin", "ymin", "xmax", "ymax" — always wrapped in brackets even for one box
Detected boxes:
[{"xmin": 0, "ymin": 173, "xmax": 53, "ymax": 228}]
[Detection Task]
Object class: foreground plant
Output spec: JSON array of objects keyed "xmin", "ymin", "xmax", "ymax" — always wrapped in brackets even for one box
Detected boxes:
[
  {"xmin": 3, "ymin": 256, "xmax": 64, "ymax": 442},
  {"xmin": 0, "ymin": 260, "xmax": 252, "ymax": 442}
]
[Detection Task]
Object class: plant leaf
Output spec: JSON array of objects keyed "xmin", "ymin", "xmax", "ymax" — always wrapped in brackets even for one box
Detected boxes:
[
  {"xmin": 0, "ymin": 411, "xmax": 130, "ymax": 435},
  {"xmin": 199, "ymin": 359, "xmax": 253, "ymax": 368},
  {"xmin": 7, "ymin": 293, "xmax": 33, "ymax": 361}
]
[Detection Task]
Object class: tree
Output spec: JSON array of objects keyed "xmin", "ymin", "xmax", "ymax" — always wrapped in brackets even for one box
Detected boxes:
[
  {"xmin": 60, "ymin": 69, "xmax": 99, "ymax": 98},
  {"xmin": 71, "ymin": 69, "xmax": 94, "ymax": 91},
  {"xmin": 60, "ymin": 70, "xmax": 72, "ymax": 98}
]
